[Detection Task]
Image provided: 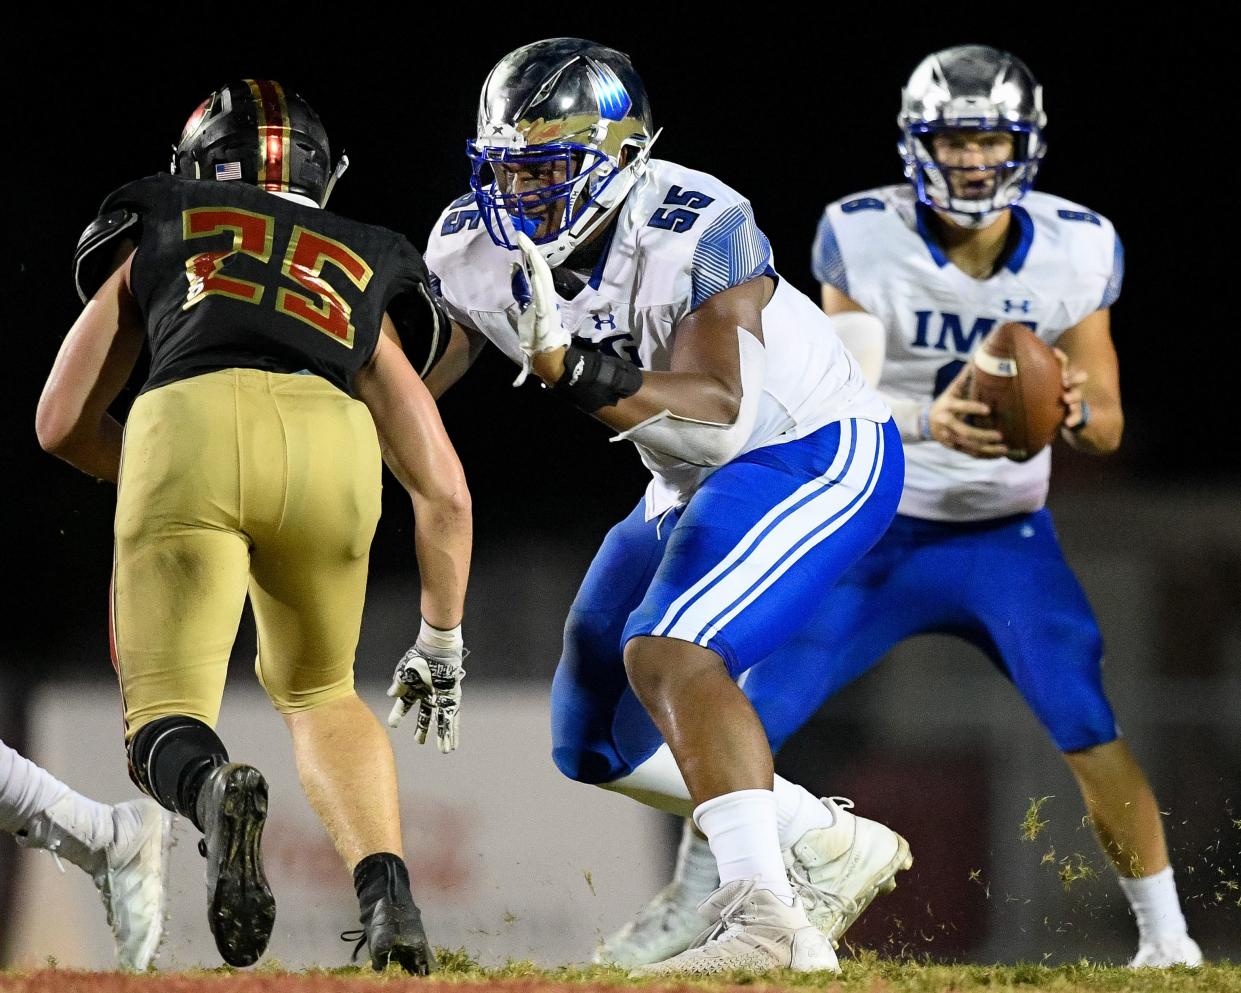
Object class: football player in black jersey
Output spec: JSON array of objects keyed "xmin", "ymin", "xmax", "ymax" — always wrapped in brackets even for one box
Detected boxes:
[{"xmin": 37, "ymin": 81, "xmax": 471, "ymax": 974}]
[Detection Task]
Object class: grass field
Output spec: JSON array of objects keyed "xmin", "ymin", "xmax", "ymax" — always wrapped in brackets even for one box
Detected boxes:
[{"xmin": 0, "ymin": 954, "xmax": 1232, "ymax": 993}]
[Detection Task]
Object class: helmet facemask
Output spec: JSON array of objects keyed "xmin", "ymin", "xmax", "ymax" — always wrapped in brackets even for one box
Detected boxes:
[
  {"xmin": 900, "ymin": 121, "xmax": 1044, "ymax": 228},
  {"xmin": 468, "ymin": 131, "xmax": 651, "ymax": 264}
]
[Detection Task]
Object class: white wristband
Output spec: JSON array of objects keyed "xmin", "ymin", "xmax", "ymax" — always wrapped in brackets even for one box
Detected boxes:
[
  {"xmin": 419, "ymin": 618, "xmax": 463, "ymax": 651},
  {"xmin": 883, "ymin": 394, "xmax": 931, "ymax": 442}
]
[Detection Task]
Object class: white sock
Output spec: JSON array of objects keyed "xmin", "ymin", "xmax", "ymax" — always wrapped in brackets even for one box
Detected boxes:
[
  {"xmin": 1118, "ymin": 866, "xmax": 1189, "ymax": 942},
  {"xmin": 773, "ymin": 776, "xmax": 834, "ymax": 848},
  {"xmin": 672, "ymin": 820, "xmax": 719, "ymax": 899},
  {"xmin": 694, "ymin": 789, "xmax": 795, "ymax": 904},
  {"xmin": 0, "ymin": 739, "xmax": 71, "ymax": 835}
]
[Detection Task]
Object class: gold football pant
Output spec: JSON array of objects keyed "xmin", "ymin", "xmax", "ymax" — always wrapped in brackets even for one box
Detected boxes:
[{"xmin": 112, "ymin": 368, "xmax": 382, "ymax": 738}]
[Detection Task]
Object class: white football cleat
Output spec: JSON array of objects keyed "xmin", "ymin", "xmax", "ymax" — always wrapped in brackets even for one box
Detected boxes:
[
  {"xmin": 17, "ymin": 795, "xmax": 173, "ymax": 970},
  {"xmin": 784, "ymin": 797, "xmax": 912, "ymax": 947},
  {"xmin": 1130, "ymin": 934, "xmax": 1203, "ymax": 968},
  {"xmin": 102, "ymin": 799, "xmax": 174, "ymax": 971},
  {"xmin": 631, "ymin": 880, "xmax": 840, "ymax": 976},
  {"xmin": 593, "ymin": 880, "xmax": 710, "ymax": 966}
]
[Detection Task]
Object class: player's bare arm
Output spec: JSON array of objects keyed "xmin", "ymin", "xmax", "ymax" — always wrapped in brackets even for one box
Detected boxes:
[
  {"xmin": 358, "ymin": 321, "xmax": 472, "ymax": 752},
  {"xmin": 36, "ymin": 252, "xmax": 144, "ymax": 483},
  {"xmin": 576, "ymin": 276, "xmax": 769, "ymax": 431},
  {"xmin": 423, "ymin": 319, "xmax": 487, "ymax": 400},
  {"xmin": 355, "ymin": 318, "xmax": 472, "ymax": 630},
  {"xmin": 1054, "ymin": 307, "xmax": 1123, "ymax": 454}
]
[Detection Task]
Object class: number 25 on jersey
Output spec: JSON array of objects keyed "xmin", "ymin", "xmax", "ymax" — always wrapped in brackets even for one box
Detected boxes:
[{"xmin": 182, "ymin": 207, "xmax": 373, "ymax": 348}]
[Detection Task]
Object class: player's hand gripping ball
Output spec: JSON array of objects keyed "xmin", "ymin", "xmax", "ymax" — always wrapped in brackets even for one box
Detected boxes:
[
  {"xmin": 968, "ymin": 322, "xmax": 1068, "ymax": 462},
  {"xmin": 387, "ymin": 641, "xmax": 467, "ymax": 753}
]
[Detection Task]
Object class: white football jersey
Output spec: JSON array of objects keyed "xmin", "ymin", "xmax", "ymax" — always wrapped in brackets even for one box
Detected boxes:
[
  {"xmin": 814, "ymin": 184, "xmax": 1123, "ymax": 521},
  {"xmin": 428, "ymin": 159, "xmax": 888, "ymax": 518}
]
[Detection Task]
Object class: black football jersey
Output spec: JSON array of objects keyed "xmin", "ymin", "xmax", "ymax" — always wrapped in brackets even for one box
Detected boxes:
[{"xmin": 96, "ymin": 173, "xmax": 442, "ymax": 396}]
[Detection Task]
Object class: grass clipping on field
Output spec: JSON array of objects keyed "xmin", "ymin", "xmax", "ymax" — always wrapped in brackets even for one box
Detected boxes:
[{"xmin": 0, "ymin": 955, "xmax": 1231, "ymax": 993}]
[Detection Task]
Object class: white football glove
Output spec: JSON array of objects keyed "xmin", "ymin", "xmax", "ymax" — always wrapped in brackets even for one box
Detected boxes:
[
  {"xmin": 510, "ymin": 231, "xmax": 570, "ymax": 387},
  {"xmin": 386, "ymin": 626, "xmax": 467, "ymax": 754}
]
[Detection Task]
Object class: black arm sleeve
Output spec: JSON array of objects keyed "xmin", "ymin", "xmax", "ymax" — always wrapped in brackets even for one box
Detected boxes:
[
  {"xmin": 73, "ymin": 176, "xmax": 168, "ymax": 303},
  {"xmin": 73, "ymin": 208, "xmax": 141, "ymax": 303},
  {"xmin": 383, "ymin": 236, "xmax": 451, "ymax": 379}
]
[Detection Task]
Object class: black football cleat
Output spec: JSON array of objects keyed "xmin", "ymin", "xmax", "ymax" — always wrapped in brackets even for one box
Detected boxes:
[
  {"xmin": 348, "ymin": 859, "xmax": 436, "ymax": 974},
  {"xmin": 195, "ymin": 763, "xmax": 276, "ymax": 967}
]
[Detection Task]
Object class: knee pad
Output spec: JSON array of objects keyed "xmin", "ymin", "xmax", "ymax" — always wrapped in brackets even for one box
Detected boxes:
[{"xmin": 127, "ymin": 715, "xmax": 228, "ymax": 820}]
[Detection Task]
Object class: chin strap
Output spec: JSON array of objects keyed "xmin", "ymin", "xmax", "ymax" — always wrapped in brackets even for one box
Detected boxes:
[{"xmin": 321, "ymin": 152, "xmax": 350, "ymax": 207}]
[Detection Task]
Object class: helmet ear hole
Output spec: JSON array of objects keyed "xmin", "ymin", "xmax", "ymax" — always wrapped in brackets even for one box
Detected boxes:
[{"xmin": 294, "ymin": 139, "xmax": 326, "ymax": 163}]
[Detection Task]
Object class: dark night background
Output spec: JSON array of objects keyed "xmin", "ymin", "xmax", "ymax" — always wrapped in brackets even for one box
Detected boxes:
[
  {"xmin": 3, "ymin": 20, "xmax": 1233, "ymax": 665},
  {"xmin": 2, "ymin": 15, "xmax": 1238, "ymax": 965}
]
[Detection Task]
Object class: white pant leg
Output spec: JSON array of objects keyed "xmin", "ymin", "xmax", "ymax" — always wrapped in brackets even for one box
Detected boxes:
[{"xmin": 0, "ymin": 738, "xmax": 71, "ymax": 834}]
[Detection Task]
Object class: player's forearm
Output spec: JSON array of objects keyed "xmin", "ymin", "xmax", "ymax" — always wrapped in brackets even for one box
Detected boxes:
[
  {"xmin": 423, "ymin": 321, "xmax": 483, "ymax": 400},
  {"xmin": 1062, "ymin": 399, "xmax": 1123, "ymax": 454},
  {"xmin": 880, "ymin": 393, "xmax": 931, "ymax": 443},
  {"xmin": 596, "ymin": 369, "xmax": 740, "ymax": 432},
  {"xmin": 38, "ymin": 415, "xmax": 123, "ymax": 483},
  {"xmin": 411, "ymin": 488, "xmax": 472, "ymax": 630},
  {"xmin": 531, "ymin": 349, "xmax": 740, "ymax": 430}
]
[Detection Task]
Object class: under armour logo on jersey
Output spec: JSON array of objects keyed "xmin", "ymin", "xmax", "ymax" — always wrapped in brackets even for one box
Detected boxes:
[
  {"xmin": 1003, "ymin": 299, "xmax": 1033, "ymax": 314},
  {"xmin": 592, "ymin": 312, "xmax": 617, "ymax": 331}
]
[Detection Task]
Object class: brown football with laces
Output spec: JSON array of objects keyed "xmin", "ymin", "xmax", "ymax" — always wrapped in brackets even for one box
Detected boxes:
[{"xmin": 968, "ymin": 322, "xmax": 1067, "ymax": 462}]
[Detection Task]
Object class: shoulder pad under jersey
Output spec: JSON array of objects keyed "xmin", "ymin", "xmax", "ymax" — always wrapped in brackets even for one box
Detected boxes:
[{"xmin": 73, "ymin": 206, "xmax": 141, "ymax": 304}]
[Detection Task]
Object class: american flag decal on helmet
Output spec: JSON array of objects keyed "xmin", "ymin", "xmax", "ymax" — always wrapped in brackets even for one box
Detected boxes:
[{"xmin": 586, "ymin": 60, "xmax": 632, "ymax": 122}]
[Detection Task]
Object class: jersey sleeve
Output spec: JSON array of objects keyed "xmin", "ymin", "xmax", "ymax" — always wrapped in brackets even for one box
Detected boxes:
[
  {"xmin": 1099, "ymin": 230, "xmax": 1124, "ymax": 310},
  {"xmin": 689, "ymin": 200, "xmax": 773, "ymax": 310},
  {"xmin": 382, "ymin": 235, "xmax": 451, "ymax": 378},
  {"xmin": 98, "ymin": 175, "xmax": 166, "ymax": 216},
  {"xmin": 810, "ymin": 193, "xmax": 896, "ymax": 316},
  {"xmin": 811, "ymin": 209, "xmax": 848, "ymax": 294},
  {"xmin": 1051, "ymin": 204, "xmax": 1124, "ymax": 327},
  {"xmin": 74, "ymin": 176, "xmax": 170, "ymax": 303},
  {"xmin": 424, "ymin": 201, "xmax": 488, "ymax": 336}
]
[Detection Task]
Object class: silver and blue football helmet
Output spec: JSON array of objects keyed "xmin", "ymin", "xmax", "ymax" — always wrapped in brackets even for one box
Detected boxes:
[
  {"xmin": 898, "ymin": 45, "xmax": 1046, "ymax": 228},
  {"xmin": 468, "ymin": 38, "xmax": 658, "ymax": 266}
]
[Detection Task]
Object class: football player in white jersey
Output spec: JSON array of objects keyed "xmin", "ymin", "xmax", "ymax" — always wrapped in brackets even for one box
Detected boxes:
[
  {"xmin": 0, "ymin": 739, "xmax": 171, "ymax": 969},
  {"xmin": 600, "ymin": 45, "xmax": 1200, "ymax": 969},
  {"xmin": 424, "ymin": 38, "xmax": 914, "ymax": 974}
]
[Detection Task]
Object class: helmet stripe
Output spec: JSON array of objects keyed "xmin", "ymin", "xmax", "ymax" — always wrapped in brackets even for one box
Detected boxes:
[
  {"xmin": 247, "ymin": 79, "xmax": 290, "ymax": 191},
  {"xmin": 271, "ymin": 80, "xmax": 291, "ymax": 188}
]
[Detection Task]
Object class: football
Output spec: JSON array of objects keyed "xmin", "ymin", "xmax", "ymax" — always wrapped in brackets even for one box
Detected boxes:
[{"xmin": 968, "ymin": 323, "xmax": 1067, "ymax": 462}]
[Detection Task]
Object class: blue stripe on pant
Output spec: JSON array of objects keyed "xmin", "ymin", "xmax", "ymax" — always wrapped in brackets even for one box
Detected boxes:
[
  {"xmin": 741, "ymin": 509, "xmax": 1119, "ymax": 754},
  {"xmin": 550, "ymin": 417, "xmax": 903, "ymax": 784}
]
